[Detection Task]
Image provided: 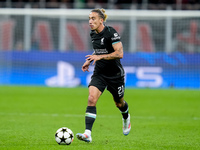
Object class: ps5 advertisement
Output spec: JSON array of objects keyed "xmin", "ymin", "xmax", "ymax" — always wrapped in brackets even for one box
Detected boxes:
[{"xmin": 0, "ymin": 51, "xmax": 199, "ymax": 88}]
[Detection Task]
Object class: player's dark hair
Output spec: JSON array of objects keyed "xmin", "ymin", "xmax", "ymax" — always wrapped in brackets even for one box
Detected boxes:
[{"xmin": 91, "ymin": 8, "xmax": 108, "ymax": 22}]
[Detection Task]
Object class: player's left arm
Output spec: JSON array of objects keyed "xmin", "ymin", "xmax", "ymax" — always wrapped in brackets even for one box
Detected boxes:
[{"xmin": 86, "ymin": 42, "xmax": 123, "ymax": 65}]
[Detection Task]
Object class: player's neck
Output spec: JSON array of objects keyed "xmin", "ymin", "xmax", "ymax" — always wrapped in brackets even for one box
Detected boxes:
[{"xmin": 95, "ymin": 24, "xmax": 105, "ymax": 34}]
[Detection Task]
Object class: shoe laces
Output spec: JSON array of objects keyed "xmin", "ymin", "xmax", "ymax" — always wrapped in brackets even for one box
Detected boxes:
[{"xmin": 123, "ymin": 119, "xmax": 129, "ymax": 128}]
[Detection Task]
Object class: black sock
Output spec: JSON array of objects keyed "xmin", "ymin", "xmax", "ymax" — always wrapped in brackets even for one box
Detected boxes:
[
  {"xmin": 85, "ymin": 106, "xmax": 96, "ymax": 131},
  {"xmin": 118, "ymin": 101, "xmax": 129, "ymax": 119}
]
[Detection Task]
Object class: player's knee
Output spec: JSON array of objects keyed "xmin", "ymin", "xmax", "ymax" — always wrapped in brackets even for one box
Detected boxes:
[
  {"xmin": 115, "ymin": 102, "xmax": 123, "ymax": 108},
  {"xmin": 88, "ymin": 94, "xmax": 97, "ymax": 106}
]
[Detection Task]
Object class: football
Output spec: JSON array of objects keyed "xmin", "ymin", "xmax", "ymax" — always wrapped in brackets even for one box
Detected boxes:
[{"xmin": 55, "ymin": 127, "xmax": 74, "ymax": 145}]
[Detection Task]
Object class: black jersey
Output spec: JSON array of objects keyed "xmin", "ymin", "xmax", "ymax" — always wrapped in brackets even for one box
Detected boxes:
[{"xmin": 90, "ymin": 26, "xmax": 125, "ymax": 79}]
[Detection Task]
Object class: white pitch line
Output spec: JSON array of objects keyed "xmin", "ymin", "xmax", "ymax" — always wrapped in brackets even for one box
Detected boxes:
[
  {"xmin": 0, "ymin": 112, "xmax": 199, "ymax": 120},
  {"xmin": 193, "ymin": 117, "xmax": 200, "ymax": 120}
]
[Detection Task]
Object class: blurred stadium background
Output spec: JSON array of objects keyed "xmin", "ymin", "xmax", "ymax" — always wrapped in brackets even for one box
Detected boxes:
[{"xmin": 0, "ymin": 0, "xmax": 200, "ymax": 88}]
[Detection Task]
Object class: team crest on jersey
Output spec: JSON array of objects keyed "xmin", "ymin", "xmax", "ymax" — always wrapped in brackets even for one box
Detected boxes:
[{"xmin": 101, "ymin": 38, "xmax": 104, "ymax": 45}]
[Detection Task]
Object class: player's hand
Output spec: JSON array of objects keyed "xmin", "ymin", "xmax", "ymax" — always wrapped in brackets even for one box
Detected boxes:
[
  {"xmin": 82, "ymin": 60, "xmax": 90, "ymax": 72},
  {"xmin": 85, "ymin": 55, "xmax": 102, "ymax": 65}
]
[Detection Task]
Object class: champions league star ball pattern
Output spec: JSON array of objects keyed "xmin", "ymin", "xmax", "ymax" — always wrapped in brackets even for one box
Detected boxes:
[{"xmin": 55, "ymin": 127, "xmax": 74, "ymax": 145}]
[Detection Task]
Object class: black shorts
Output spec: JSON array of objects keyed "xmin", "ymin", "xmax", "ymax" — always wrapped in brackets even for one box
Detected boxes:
[{"xmin": 88, "ymin": 74, "xmax": 125, "ymax": 101}]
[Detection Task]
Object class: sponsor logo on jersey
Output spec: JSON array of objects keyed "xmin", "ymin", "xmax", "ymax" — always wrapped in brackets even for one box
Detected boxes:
[
  {"xmin": 111, "ymin": 33, "xmax": 120, "ymax": 41},
  {"xmin": 94, "ymin": 48, "xmax": 108, "ymax": 54},
  {"xmin": 114, "ymin": 33, "xmax": 118, "ymax": 37}
]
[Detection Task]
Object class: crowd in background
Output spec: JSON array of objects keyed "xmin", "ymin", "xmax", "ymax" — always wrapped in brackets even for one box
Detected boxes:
[{"xmin": 0, "ymin": 0, "xmax": 200, "ymax": 10}]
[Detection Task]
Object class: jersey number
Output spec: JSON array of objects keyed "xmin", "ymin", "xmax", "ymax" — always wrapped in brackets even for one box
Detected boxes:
[{"xmin": 118, "ymin": 85, "xmax": 124, "ymax": 97}]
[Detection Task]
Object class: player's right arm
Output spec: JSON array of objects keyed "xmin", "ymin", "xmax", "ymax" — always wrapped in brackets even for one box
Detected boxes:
[
  {"xmin": 86, "ymin": 42, "xmax": 123, "ymax": 65},
  {"xmin": 82, "ymin": 60, "xmax": 90, "ymax": 72},
  {"xmin": 82, "ymin": 52, "xmax": 95, "ymax": 72}
]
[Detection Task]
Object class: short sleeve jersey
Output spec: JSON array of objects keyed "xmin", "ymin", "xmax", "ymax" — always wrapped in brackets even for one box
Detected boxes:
[{"xmin": 90, "ymin": 26, "xmax": 125, "ymax": 79}]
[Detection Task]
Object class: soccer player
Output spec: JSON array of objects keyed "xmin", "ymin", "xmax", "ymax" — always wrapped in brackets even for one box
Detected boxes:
[{"xmin": 76, "ymin": 8, "xmax": 131, "ymax": 143}]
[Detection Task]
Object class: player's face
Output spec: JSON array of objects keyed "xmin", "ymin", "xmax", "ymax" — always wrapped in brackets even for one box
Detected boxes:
[{"xmin": 89, "ymin": 12, "xmax": 103, "ymax": 31}]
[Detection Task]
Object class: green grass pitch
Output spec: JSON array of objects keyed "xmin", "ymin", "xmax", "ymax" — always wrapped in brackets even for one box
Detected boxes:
[{"xmin": 0, "ymin": 86, "xmax": 199, "ymax": 150}]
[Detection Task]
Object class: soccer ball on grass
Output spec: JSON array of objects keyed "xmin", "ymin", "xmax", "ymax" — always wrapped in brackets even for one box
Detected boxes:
[{"xmin": 55, "ymin": 127, "xmax": 74, "ymax": 145}]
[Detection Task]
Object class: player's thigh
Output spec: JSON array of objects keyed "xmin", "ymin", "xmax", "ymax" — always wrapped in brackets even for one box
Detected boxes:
[
  {"xmin": 107, "ymin": 77, "xmax": 125, "ymax": 103},
  {"xmin": 89, "ymin": 74, "xmax": 107, "ymax": 93},
  {"xmin": 88, "ymin": 75, "xmax": 107, "ymax": 105},
  {"xmin": 88, "ymin": 86, "xmax": 102, "ymax": 101}
]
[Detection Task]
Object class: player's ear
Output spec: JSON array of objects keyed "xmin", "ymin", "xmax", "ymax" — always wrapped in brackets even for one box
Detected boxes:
[{"xmin": 100, "ymin": 18, "xmax": 103, "ymax": 24}]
